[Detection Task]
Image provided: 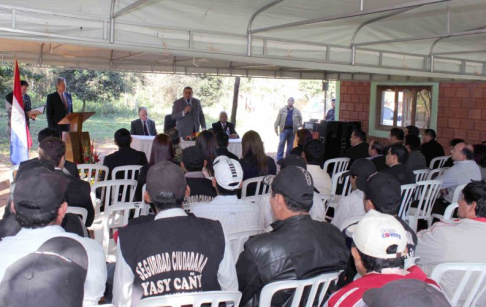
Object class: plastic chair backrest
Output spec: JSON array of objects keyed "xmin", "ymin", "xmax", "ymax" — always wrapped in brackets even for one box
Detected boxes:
[
  {"xmin": 430, "ymin": 155, "xmax": 450, "ymax": 169},
  {"xmin": 323, "ymin": 158, "xmax": 350, "ymax": 178},
  {"xmin": 451, "ymin": 183, "xmax": 467, "ymax": 204},
  {"xmin": 9, "ymin": 165, "xmax": 19, "ymax": 183},
  {"xmin": 443, "ymin": 203, "xmax": 459, "ymax": 221},
  {"xmin": 399, "ymin": 184, "xmax": 417, "ymax": 219},
  {"xmin": 90, "ymin": 179, "xmax": 138, "ymax": 216},
  {"xmin": 431, "ymin": 262, "xmax": 486, "ymax": 307},
  {"xmin": 330, "ymin": 171, "xmax": 353, "ymax": 198},
  {"xmin": 259, "ymin": 271, "xmax": 342, "ymax": 307},
  {"xmin": 136, "ymin": 291, "xmax": 242, "ymax": 307},
  {"xmin": 241, "ymin": 176, "xmax": 273, "ymax": 199},
  {"xmin": 227, "ymin": 229, "xmax": 262, "ymax": 261},
  {"xmin": 427, "ymin": 167, "xmax": 449, "ymax": 180},
  {"xmin": 112, "ymin": 165, "xmax": 143, "ymax": 180},
  {"xmin": 412, "ymin": 180, "xmax": 443, "ymax": 220},
  {"xmin": 77, "ymin": 164, "xmax": 109, "ymax": 183},
  {"xmin": 413, "ymin": 169, "xmax": 430, "ymax": 182},
  {"xmin": 315, "ymin": 193, "xmax": 333, "ymax": 222},
  {"xmin": 66, "ymin": 206, "xmax": 88, "ymax": 224}
]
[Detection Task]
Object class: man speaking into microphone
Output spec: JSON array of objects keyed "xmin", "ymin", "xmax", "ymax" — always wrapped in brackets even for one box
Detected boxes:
[{"xmin": 171, "ymin": 87, "xmax": 206, "ymax": 139}]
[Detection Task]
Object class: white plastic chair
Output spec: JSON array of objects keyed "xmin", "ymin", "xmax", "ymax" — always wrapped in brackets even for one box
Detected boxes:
[
  {"xmin": 427, "ymin": 167, "xmax": 450, "ymax": 180},
  {"xmin": 66, "ymin": 207, "xmax": 88, "ymax": 225},
  {"xmin": 102, "ymin": 202, "xmax": 151, "ymax": 262},
  {"xmin": 430, "ymin": 155, "xmax": 450, "ymax": 169},
  {"xmin": 403, "ymin": 180, "xmax": 442, "ymax": 232},
  {"xmin": 413, "ymin": 169, "xmax": 430, "ymax": 182},
  {"xmin": 398, "ymin": 184, "xmax": 417, "ymax": 219},
  {"xmin": 227, "ymin": 229, "xmax": 262, "ymax": 261},
  {"xmin": 91, "ymin": 179, "xmax": 138, "ymax": 217},
  {"xmin": 137, "ymin": 291, "xmax": 242, "ymax": 307},
  {"xmin": 241, "ymin": 176, "xmax": 273, "ymax": 199},
  {"xmin": 323, "ymin": 158, "xmax": 350, "ymax": 178},
  {"xmin": 315, "ymin": 193, "xmax": 334, "ymax": 222},
  {"xmin": 259, "ymin": 271, "xmax": 342, "ymax": 307},
  {"xmin": 9, "ymin": 165, "xmax": 19, "ymax": 183},
  {"xmin": 432, "ymin": 183, "xmax": 466, "ymax": 221},
  {"xmin": 329, "ymin": 171, "xmax": 353, "ymax": 209},
  {"xmin": 77, "ymin": 164, "xmax": 109, "ymax": 183},
  {"xmin": 431, "ymin": 263, "xmax": 486, "ymax": 307},
  {"xmin": 112, "ymin": 165, "xmax": 143, "ymax": 180}
]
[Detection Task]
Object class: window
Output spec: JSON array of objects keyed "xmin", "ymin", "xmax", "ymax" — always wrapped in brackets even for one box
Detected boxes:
[{"xmin": 376, "ymin": 86, "xmax": 432, "ymax": 130}]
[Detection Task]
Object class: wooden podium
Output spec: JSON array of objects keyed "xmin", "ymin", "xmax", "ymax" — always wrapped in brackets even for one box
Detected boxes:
[{"xmin": 59, "ymin": 112, "xmax": 95, "ymax": 164}]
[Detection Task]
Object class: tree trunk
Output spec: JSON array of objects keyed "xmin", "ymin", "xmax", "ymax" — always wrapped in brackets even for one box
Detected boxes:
[
  {"xmin": 82, "ymin": 100, "xmax": 86, "ymax": 112},
  {"xmin": 231, "ymin": 77, "xmax": 240, "ymax": 125}
]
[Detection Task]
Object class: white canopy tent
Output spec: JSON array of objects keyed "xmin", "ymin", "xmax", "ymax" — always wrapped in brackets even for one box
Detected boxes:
[{"xmin": 0, "ymin": 0, "xmax": 485, "ymax": 81}]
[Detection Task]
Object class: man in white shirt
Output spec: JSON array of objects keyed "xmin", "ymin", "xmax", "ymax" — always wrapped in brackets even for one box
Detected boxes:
[
  {"xmin": 302, "ymin": 140, "xmax": 332, "ymax": 194},
  {"xmin": 0, "ymin": 167, "xmax": 107, "ymax": 306},
  {"xmin": 113, "ymin": 161, "xmax": 237, "ymax": 307},
  {"xmin": 331, "ymin": 159, "xmax": 376, "ymax": 230},
  {"xmin": 416, "ymin": 181, "xmax": 486, "ymax": 306},
  {"xmin": 192, "ymin": 156, "xmax": 263, "ymax": 234}
]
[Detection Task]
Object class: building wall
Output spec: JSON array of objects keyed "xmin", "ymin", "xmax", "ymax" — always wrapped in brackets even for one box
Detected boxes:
[{"xmin": 339, "ymin": 81, "xmax": 486, "ymax": 148}]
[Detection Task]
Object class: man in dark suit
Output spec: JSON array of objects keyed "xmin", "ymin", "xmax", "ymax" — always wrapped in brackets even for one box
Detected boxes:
[
  {"xmin": 46, "ymin": 77, "xmax": 73, "ymax": 135},
  {"xmin": 130, "ymin": 107, "xmax": 157, "ymax": 136},
  {"xmin": 368, "ymin": 139, "xmax": 388, "ymax": 171},
  {"xmin": 381, "ymin": 144, "xmax": 416, "ymax": 185},
  {"xmin": 421, "ymin": 129, "xmax": 445, "ymax": 167},
  {"xmin": 216, "ymin": 132, "xmax": 239, "ymax": 160},
  {"xmin": 212, "ymin": 111, "xmax": 238, "ymax": 138},
  {"xmin": 171, "ymin": 86, "xmax": 206, "ymax": 138},
  {"xmin": 103, "ymin": 128, "xmax": 148, "ymax": 179},
  {"xmin": 345, "ymin": 129, "xmax": 369, "ymax": 165},
  {"xmin": 6, "ymin": 80, "xmax": 35, "ymax": 135}
]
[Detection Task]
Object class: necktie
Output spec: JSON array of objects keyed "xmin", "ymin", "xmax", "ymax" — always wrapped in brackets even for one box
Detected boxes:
[
  {"xmin": 143, "ymin": 121, "xmax": 149, "ymax": 136},
  {"xmin": 61, "ymin": 93, "xmax": 68, "ymax": 110}
]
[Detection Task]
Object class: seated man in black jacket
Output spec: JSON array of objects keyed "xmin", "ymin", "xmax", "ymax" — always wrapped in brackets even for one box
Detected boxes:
[
  {"xmin": 421, "ymin": 129, "xmax": 445, "ymax": 167},
  {"xmin": 368, "ymin": 139, "xmax": 388, "ymax": 171},
  {"xmin": 212, "ymin": 111, "xmax": 238, "ymax": 138},
  {"xmin": 181, "ymin": 146, "xmax": 216, "ymax": 203},
  {"xmin": 216, "ymin": 132, "xmax": 239, "ymax": 160},
  {"xmin": 103, "ymin": 128, "xmax": 148, "ymax": 179},
  {"xmin": 381, "ymin": 144, "xmax": 416, "ymax": 185},
  {"xmin": 345, "ymin": 129, "xmax": 369, "ymax": 165},
  {"xmin": 236, "ymin": 166, "xmax": 349, "ymax": 306}
]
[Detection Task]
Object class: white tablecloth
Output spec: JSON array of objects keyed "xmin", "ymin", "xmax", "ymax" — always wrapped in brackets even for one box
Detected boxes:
[{"xmin": 131, "ymin": 135, "xmax": 242, "ymax": 161}]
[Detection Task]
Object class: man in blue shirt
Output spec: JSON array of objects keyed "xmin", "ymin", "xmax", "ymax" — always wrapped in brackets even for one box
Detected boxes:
[{"xmin": 274, "ymin": 97, "xmax": 302, "ymax": 161}]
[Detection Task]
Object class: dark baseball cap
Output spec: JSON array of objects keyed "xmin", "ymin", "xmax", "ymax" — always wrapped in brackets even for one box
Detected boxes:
[
  {"xmin": 363, "ymin": 279, "xmax": 451, "ymax": 307},
  {"xmin": 364, "ymin": 172, "xmax": 402, "ymax": 213},
  {"xmin": 277, "ymin": 154, "xmax": 307, "ymax": 170},
  {"xmin": 147, "ymin": 161, "xmax": 187, "ymax": 202},
  {"xmin": 182, "ymin": 146, "xmax": 205, "ymax": 170},
  {"xmin": 14, "ymin": 167, "xmax": 68, "ymax": 214},
  {"xmin": 15, "ymin": 159, "xmax": 55, "ymax": 181},
  {"xmin": 271, "ymin": 166, "xmax": 314, "ymax": 206},
  {"xmin": 348, "ymin": 159, "xmax": 376, "ymax": 191}
]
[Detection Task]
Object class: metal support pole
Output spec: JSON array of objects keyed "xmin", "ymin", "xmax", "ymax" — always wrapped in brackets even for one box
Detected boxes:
[
  {"xmin": 247, "ymin": 33, "xmax": 252, "ymax": 56},
  {"xmin": 430, "ymin": 55, "xmax": 434, "ymax": 72},
  {"xmin": 110, "ymin": 0, "xmax": 116, "ymax": 44},
  {"xmin": 351, "ymin": 46, "xmax": 356, "ymax": 65},
  {"xmin": 247, "ymin": 0, "xmax": 285, "ymax": 56},
  {"xmin": 446, "ymin": 0, "xmax": 451, "ymax": 33}
]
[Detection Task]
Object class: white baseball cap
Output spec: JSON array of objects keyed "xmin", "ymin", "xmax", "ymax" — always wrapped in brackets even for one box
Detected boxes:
[
  {"xmin": 352, "ymin": 210, "xmax": 408, "ymax": 259},
  {"xmin": 213, "ymin": 156, "xmax": 243, "ymax": 190}
]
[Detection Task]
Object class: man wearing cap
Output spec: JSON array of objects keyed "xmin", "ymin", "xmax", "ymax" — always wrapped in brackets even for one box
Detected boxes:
[
  {"xmin": 416, "ymin": 181, "xmax": 486, "ymax": 306},
  {"xmin": 302, "ymin": 140, "xmax": 332, "ymax": 194},
  {"xmin": 382, "ymin": 144, "xmax": 416, "ymax": 185},
  {"xmin": 275, "ymin": 97, "xmax": 303, "ymax": 161},
  {"xmin": 326, "ymin": 210, "xmax": 439, "ymax": 307},
  {"xmin": 191, "ymin": 156, "xmax": 263, "ymax": 234},
  {"xmin": 237, "ymin": 166, "xmax": 349, "ymax": 306},
  {"xmin": 331, "ymin": 159, "xmax": 376, "ymax": 230},
  {"xmin": 0, "ymin": 167, "xmax": 107, "ymax": 305},
  {"xmin": 113, "ymin": 161, "xmax": 237, "ymax": 307},
  {"xmin": 181, "ymin": 146, "xmax": 216, "ymax": 203}
]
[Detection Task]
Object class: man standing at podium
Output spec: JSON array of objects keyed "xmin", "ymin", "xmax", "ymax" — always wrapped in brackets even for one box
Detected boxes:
[
  {"xmin": 46, "ymin": 77, "xmax": 73, "ymax": 135},
  {"xmin": 171, "ymin": 86, "xmax": 206, "ymax": 138}
]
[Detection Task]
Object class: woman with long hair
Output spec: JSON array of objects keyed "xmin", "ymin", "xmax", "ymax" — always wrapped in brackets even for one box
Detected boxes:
[
  {"xmin": 240, "ymin": 130, "xmax": 277, "ymax": 180},
  {"xmin": 196, "ymin": 130, "xmax": 217, "ymax": 176},
  {"xmin": 135, "ymin": 134, "xmax": 175, "ymax": 200},
  {"xmin": 290, "ymin": 128, "xmax": 313, "ymax": 157}
]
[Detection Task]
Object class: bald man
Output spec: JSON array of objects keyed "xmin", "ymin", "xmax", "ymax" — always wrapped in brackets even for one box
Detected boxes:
[{"xmin": 212, "ymin": 111, "xmax": 238, "ymax": 138}]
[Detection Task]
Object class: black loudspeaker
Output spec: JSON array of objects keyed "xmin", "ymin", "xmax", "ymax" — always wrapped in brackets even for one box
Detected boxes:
[
  {"xmin": 164, "ymin": 114, "xmax": 177, "ymax": 133},
  {"xmin": 318, "ymin": 121, "xmax": 362, "ymax": 162}
]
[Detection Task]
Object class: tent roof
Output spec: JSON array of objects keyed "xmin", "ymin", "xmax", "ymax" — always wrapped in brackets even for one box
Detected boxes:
[{"xmin": 0, "ymin": 0, "xmax": 485, "ymax": 81}]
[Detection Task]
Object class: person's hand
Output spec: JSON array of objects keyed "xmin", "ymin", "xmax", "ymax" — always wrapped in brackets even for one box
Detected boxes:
[
  {"xmin": 275, "ymin": 128, "xmax": 278, "ymax": 136},
  {"xmin": 184, "ymin": 105, "xmax": 192, "ymax": 113},
  {"xmin": 229, "ymin": 134, "xmax": 238, "ymax": 139},
  {"xmin": 29, "ymin": 114, "xmax": 37, "ymax": 120}
]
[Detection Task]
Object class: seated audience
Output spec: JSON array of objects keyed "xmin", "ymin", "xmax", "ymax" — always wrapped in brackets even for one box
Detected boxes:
[
  {"xmin": 135, "ymin": 134, "xmax": 174, "ymax": 200},
  {"xmin": 103, "ymin": 128, "xmax": 148, "ymax": 179},
  {"xmin": 473, "ymin": 144, "xmax": 486, "ymax": 180},
  {"xmin": 326, "ymin": 210, "xmax": 439, "ymax": 307},
  {"xmin": 416, "ymin": 181, "xmax": 486, "ymax": 306},
  {"xmin": 216, "ymin": 132, "xmax": 239, "ymax": 160},
  {"xmin": 212, "ymin": 111, "xmax": 238, "ymax": 138},
  {"xmin": 181, "ymin": 146, "xmax": 216, "ymax": 203},
  {"xmin": 290, "ymin": 128, "xmax": 313, "ymax": 156},
  {"xmin": 406, "ymin": 125, "xmax": 420, "ymax": 136},
  {"xmin": 389, "ymin": 127, "xmax": 404, "ymax": 145},
  {"xmin": 237, "ymin": 166, "xmax": 349, "ymax": 306},
  {"xmin": 301, "ymin": 140, "xmax": 332, "ymax": 194},
  {"xmin": 167, "ymin": 128, "xmax": 183, "ymax": 165},
  {"xmin": 436, "ymin": 142, "xmax": 481, "ymax": 204},
  {"xmin": 404, "ymin": 134, "xmax": 427, "ymax": 171},
  {"xmin": 421, "ymin": 129, "xmax": 445, "ymax": 167},
  {"xmin": 345, "ymin": 129, "xmax": 370, "ymax": 165},
  {"xmin": 130, "ymin": 106, "xmax": 157, "ymax": 136},
  {"xmin": 382, "ymin": 144, "xmax": 416, "ymax": 185},
  {"xmin": 0, "ymin": 167, "xmax": 106, "ymax": 305},
  {"xmin": 196, "ymin": 130, "xmax": 218, "ymax": 176},
  {"xmin": 192, "ymin": 156, "xmax": 263, "ymax": 233},
  {"xmin": 331, "ymin": 159, "xmax": 376, "ymax": 230},
  {"xmin": 113, "ymin": 162, "xmax": 237, "ymax": 306},
  {"xmin": 368, "ymin": 139, "xmax": 388, "ymax": 171}
]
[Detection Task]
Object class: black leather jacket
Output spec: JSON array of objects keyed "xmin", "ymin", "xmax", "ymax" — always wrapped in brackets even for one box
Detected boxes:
[{"xmin": 236, "ymin": 215, "xmax": 349, "ymax": 307}]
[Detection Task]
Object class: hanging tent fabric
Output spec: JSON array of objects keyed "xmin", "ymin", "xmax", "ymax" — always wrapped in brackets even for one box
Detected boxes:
[{"xmin": 0, "ymin": 0, "xmax": 484, "ymax": 81}]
